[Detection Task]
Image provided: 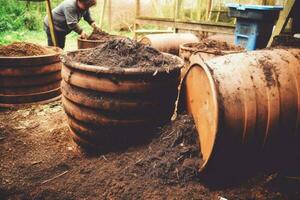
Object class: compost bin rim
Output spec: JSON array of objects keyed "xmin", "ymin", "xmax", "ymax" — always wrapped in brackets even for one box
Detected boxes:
[
  {"xmin": 187, "ymin": 56, "xmax": 220, "ymax": 172},
  {"xmin": 180, "ymin": 42, "xmax": 245, "ymax": 55},
  {"xmin": 61, "ymin": 50, "xmax": 184, "ymax": 75},
  {"xmin": 77, "ymin": 35, "xmax": 124, "ymax": 43},
  {"xmin": 78, "ymin": 37, "xmax": 110, "ymax": 43},
  {"xmin": 0, "ymin": 46, "xmax": 62, "ymax": 60}
]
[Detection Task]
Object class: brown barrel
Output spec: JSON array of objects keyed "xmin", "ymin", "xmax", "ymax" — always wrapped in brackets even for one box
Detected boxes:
[
  {"xmin": 179, "ymin": 40, "xmax": 244, "ymax": 63},
  {"xmin": 185, "ymin": 48, "xmax": 300, "ymax": 177},
  {"xmin": 140, "ymin": 33, "xmax": 199, "ymax": 55},
  {"xmin": 61, "ymin": 50, "xmax": 184, "ymax": 150},
  {"xmin": 78, "ymin": 35, "xmax": 125, "ymax": 49},
  {"xmin": 78, "ymin": 38, "xmax": 107, "ymax": 49},
  {"xmin": 0, "ymin": 47, "xmax": 62, "ymax": 107},
  {"xmin": 178, "ymin": 40, "xmax": 245, "ymax": 114}
]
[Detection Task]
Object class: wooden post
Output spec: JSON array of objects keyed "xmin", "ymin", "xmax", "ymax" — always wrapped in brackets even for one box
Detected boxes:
[
  {"xmin": 197, "ymin": 0, "xmax": 202, "ymax": 21},
  {"xmin": 136, "ymin": 0, "xmax": 140, "ymax": 17},
  {"xmin": 174, "ymin": 0, "xmax": 179, "ymax": 32},
  {"xmin": 134, "ymin": 0, "xmax": 140, "ymax": 39},
  {"xmin": 100, "ymin": 0, "xmax": 107, "ymax": 28},
  {"xmin": 206, "ymin": 0, "xmax": 212, "ymax": 21},
  {"xmin": 108, "ymin": 0, "xmax": 112, "ymax": 32},
  {"xmin": 46, "ymin": 0, "xmax": 57, "ymax": 46}
]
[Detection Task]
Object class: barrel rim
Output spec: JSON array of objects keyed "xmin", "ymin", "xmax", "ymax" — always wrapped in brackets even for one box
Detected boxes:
[
  {"xmin": 77, "ymin": 35, "xmax": 123, "ymax": 43},
  {"xmin": 0, "ymin": 46, "xmax": 62, "ymax": 67},
  {"xmin": 77, "ymin": 37, "xmax": 109, "ymax": 43},
  {"xmin": 180, "ymin": 42, "xmax": 245, "ymax": 55},
  {"xmin": 187, "ymin": 57, "xmax": 220, "ymax": 172},
  {"xmin": 61, "ymin": 50, "xmax": 184, "ymax": 75},
  {"xmin": 0, "ymin": 46, "xmax": 62, "ymax": 59}
]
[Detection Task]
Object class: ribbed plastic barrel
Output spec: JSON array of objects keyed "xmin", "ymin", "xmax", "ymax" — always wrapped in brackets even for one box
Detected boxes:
[
  {"xmin": 61, "ymin": 50, "xmax": 184, "ymax": 150},
  {"xmin": 140, "ymin": 33, "xmax": 199, "ymax": 55},
  {"xmin": 0, "ymin": 47, "xmax": 62, "ymax": 107},
  {"xmin": 185, "ymin": 48, "xmax": 300, "ymax": 178}
]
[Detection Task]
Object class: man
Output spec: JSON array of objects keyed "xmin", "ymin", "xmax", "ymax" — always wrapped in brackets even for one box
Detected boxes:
[{"xmin": 44, "ymin": 0, "xmax": 100, "ymax": 49}]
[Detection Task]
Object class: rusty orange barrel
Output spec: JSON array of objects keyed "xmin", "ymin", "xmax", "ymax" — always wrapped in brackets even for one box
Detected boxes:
[
  {"xmin": 179, "ymin": 40, "xmax": 244, "ymax": 63},
  {"xmin": 185, "ymin": 48, "xmax": 300, "ymax": 177},
  {"xmin": 78, "ymin": 35, "xmax": 125, "ymax": 49},
  {"xmin": 140, "ymin": 33, "xmax": 199, "ymax": 55},
  {"xmin": 77, "ymin": 38, "xmax": 107, "ymax": 49},
  {"xmin": 61, "ymin": 50, "xmax": 184, "ymax": 150},
  {"xmin": 178, "ymin": 40, "xmax": 244, "ymax": 114},
  {"xmin": 0, "ymin": 47, "xmax": 62, "ymax": 107}
]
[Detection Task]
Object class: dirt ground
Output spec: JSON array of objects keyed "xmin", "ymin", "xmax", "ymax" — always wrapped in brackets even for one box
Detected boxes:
[{"xmin": 0, "ymin": 101, "xmax": 299, "ymax": 200}]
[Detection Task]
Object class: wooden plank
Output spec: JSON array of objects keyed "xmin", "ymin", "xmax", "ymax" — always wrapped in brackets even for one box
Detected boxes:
[
  {"xmin": 175, "ymin": 21, "xmax": 234, "ymax": 34},
  {"xmin": 134, "ymin": 29, "xmax": 174, "ymax": 34},
  {"xmin": 136, "ymin": 17, "xmax": 235, "ymax": 34}
]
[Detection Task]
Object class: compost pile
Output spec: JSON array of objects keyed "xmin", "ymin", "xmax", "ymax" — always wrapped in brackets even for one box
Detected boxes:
[
  {"xmin": 87, "ymin": 28, "xmax": 111, "ymax": 41},
  {"xmin": 0, "ymin": 42, "xmax": 55, "ymax": 57},
  {"xmin": 131, "ymin": 114, "xmax": 203, "ymax": 184},
  {"xmin": 74, "ymin": 38, "xmax": 178, "ymax": 68},
  {"xmin": 187, "ymin": 39, "xmax": 244, "ymax": 55}
]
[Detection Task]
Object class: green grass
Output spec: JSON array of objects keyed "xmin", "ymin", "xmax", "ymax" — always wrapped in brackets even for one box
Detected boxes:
[
  {"xmin": 0, "ymin": 21, "xmax": 133, "ymax": 51},
  {"xmin": 0, "ymin": 0, "xmax": 133, "ymax": 51}
]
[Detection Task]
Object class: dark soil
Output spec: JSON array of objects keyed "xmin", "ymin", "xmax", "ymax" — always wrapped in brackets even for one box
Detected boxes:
[
  {"xmin": 87, "ymin": 28, "xmax": 111, "ymax": 41},
  {"xmin": 185, "ymin": 39, "xmax": 244, "ymax": 55},
  {"xmin": 258, "ymin": 56, "xmax": 277, "ymax": 88},
  {"xmin": 74, "ymin": 38, "xmax": 179, "ymax": 68},
  {"xmin": 0, "ymin": 42, "xmax": 55, "ymax": 57},
  {"xmin": 272, "ymin": 35, "xmax": 300, "ymax": 48},
  {"xmin": 1, "ymin": 102, "xmax": 299, "ymax": 200}
]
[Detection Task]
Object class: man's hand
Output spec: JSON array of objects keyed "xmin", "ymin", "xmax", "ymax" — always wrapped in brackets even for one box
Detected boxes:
[
  {"xmin": 80, "ymin": 31, "xmax": 88, "ymax": 39},
  {"xmin": 91, "ymin": 22, "xmax": 100, "ymax": 30}
]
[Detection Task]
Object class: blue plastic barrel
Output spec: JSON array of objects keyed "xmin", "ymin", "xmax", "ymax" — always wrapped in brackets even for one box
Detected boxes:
[{"xmin": 227, "ymin": 4, "xmax": 283, "ymax": 50}]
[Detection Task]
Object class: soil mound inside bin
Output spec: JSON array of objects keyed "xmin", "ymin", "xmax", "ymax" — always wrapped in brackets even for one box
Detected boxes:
[
  {"xmin": 186, "ymin": 39, "xmax": 244, "ymax": 55},
  {"xmin": 73, "ymin": 38, "xmax": 179, "ymax": 68},
  {"xmin": 87, "ymin": 28, "xmax": 111, "ymax": 41},
  {"xmin": 0, "ymin": 42, "xmax": 56, "ymax": 57}
]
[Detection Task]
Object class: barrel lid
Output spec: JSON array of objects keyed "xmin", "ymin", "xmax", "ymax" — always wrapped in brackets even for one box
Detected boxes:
[
  {"xmin": 226, "ymin": 3, "xmax": 283, "ymax": 11},
  {"xmin": 185, "ymin": 59, "xmax": 219, "ymax": 171}
]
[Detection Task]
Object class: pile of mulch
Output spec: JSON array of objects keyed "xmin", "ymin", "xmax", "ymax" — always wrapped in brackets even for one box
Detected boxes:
[
  {"xmin": 185, "ymin": 39, "xmax": 244, "ymax": 55},
  {"xmin": 73, "ymin": 38, "xmax": 179, "ymax": 68},
  {"xmin": 0, "ymin": 42, "xmax": 55, "ymax": 57},
  {"xmin": 87, "ymin": 28, "xmax": 111, "ymax": 41},
  {"xmin": 131, "ymin": 114, "xmax": 203, "ymax": 184}
]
